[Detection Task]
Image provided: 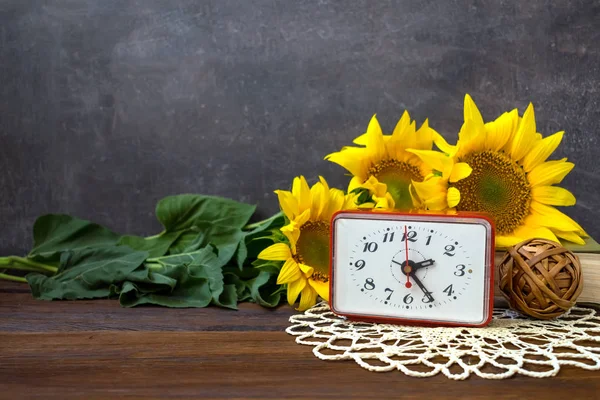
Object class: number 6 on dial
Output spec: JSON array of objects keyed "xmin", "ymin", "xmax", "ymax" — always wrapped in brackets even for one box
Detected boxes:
[{"xmin": 329, "ymin": 210, "xmax": 495, "ymax": 327}]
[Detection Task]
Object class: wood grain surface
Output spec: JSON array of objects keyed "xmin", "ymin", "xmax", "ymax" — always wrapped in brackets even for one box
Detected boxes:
[{"xmin": 1, "ymin": 281, "xmax": 599, "ymax": 399}]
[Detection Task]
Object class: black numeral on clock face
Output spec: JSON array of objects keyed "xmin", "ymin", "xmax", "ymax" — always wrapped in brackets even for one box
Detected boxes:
[
  {"xmin": 403, "ymin": 293, "xmax": 414, "ymax": 304},
  {"xmin": 364, "ymin": 278, "xmax": 375, "ymax": 290},
  {"xmin": 354, "ymin": 260, "xmax": 366, "ymax": 270},
  {"xmin": 454, "ymin": 264, "xmax": 466, "ymax": 277},
  {"xmin": 425, "ymin": 235, "xmax": 432, "ymax": 245},
  {"xmin": 444, "ymin": 244, "xmax": 456, "ymax": 256},
  {"xmin": 383, "ymin": 232, "xmax": 395, "ymax": 243},
  {"xmin": 401, "ymin": 230, "xmax": 417, "ymax": 242},
  {"xmin": 363, "ymin": 242, "xmax": 378, "ymax": 253},
  {"xmin": 384, "ymin": 288, "xmax": 394, "ymax": 300},
  {"xmin": 443, "ymin": 284, "xmax": 454, "ymax": 296}
]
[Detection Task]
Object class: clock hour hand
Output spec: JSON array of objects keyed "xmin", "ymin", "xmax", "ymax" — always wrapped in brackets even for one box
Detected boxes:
[
  {"xmin": 409, "ymin": 271, "xmax": 435, "ymax": 303},
  {"xmin": 412, "ymin": 259, "xmax": 435, "ymax": 272}
]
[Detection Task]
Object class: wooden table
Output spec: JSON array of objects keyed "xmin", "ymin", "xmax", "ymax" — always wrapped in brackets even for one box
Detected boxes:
[{"xmin": 1, "ymin": 281, "xmax": 599, "ymax": 399}]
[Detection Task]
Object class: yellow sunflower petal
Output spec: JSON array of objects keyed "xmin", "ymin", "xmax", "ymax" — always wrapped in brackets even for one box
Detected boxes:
[
  {"xmin": 406, "ymin": 149, "xmax": 453, "ymax": 178},
  {"xmin": 396, "ymin": 114, "xmax": 418, "ymax": 151},
  {"xmin": 424, "ymin": 194, "xmax": 449, "ymax": 211},
  {"xmin": 257, "ymin": 243, "xmax": 292, "ymax": 261},
  {"xmin": 352, "ymin": 132, "xmax": 369, "ymax": 145},
  {"xmin": 484, "ymin": 109, "xmax": 518, "ymax": 151},
  {"xmin": 447, "ymin": 187, "xmax": 461, "ymax": 208},
  {"xmin": 512, "ymin": 225, "xmax": 559, "ymax": 243},
  {"xmin": 357, "ymin": 201, "xmax": 376, "ymax": 209},
  {"xmin": 298, "ymin": 263, "xmax": 314, "ymax": 276},
  {"xmin": 343, "ymin": 192, "xmax": 361, "ymax": 210},
  {"xmin": 325, "ymin": 147, "xmax": 368, "ymax": 179},
  {"xmin": 295, "ymin": 208, "xmax": 311, "ymax": 226},
  {"xmin": 364, "ymin": 114, "xmax": 387, "ymax": 162},
  {"xmin": 280, "ymin": 223, "xmax": 300, "ymax": 253},
  {"xmin": 527, "ymin": 202, "xmax": 585, "ymax": 234},
  {"xmin": 458, "ymin": 117, "xmax": 484, "ymax": 149},
  {"xmin": 458, "ymin": 120, "xmax": 488, "ymax": 158},
  {"xmin": 464, "ymin": 94, "xmax": 484, "ymax": 125},
  {"xmin": 554, "ymin": 230, "xmax": 586, "ymax": 245},
  {"xmin": 528, "ymin": 159, "xmax": 574, "ymax": 187},
  {"xmin": 309, "ymin": 279, "xmax": 329, "ymax": 301},
  {"xmin": 323, "ymin": 188, "xmax": 345, "ymax": 221},
  {"xmin": 393, "ymin": 110, "xmax": 411, "ymax": 138},
  {"xmin": 292, "ymin": 176, "xmax": 311, "ymax": 213},
  {"xmin": 287, "ymin": 277, "xmax": 306, "ymax": 306},
  {"xmin": 318, "ymin": 176, "xmax": 330, "ymax": 193},
  {"xmin": 522, "ymin": 131, "xmax": 564, "ymax": 172},
  {"xmin": 411, "ymin": 178, "xmax": 445, "ymax": 201},
  {"xmin": 408, "ymin": 184, "xmax": 422, "ymax": 209},
  {"xmin": 276, "ymin": 258, "xmax": 302, "ymax": 284},
  {"xmin": 373, "ymin": 192, "xmax": 396, "ymax": 209},
  {"xmin": 433, "ymin": 131, "xmax": 458, "ymax": 156},
  {"xmin": 530, "ymin": 201, "xmax": 587, "ymax": 236},
  {"xmin": 387, "ymin": 110, "xmax": 414, "ymax": 157},
  {"xmin": 274, "ymin": 189, "xmax": 298, "ymax": 221},
  {"xmin": 361, "ymin": 175, "xmax": 388, "ymax": 197},
  {"xmin": 449, "ymin": 162, "xmax": 472, "ymax": 183},
  {"xmin": 384, "ymin": 192, "xmax": 396, "ymax": 209},
  {"xmin": 532, "ymin": 186, "xmax": 576, "ymax": 206},
  {"xmin": 510, "ymin": 103, "xmax": 537, "ymax": 161},
  {"xmin": 310, "ymin": 181, "xmax": 327, "ymax": 221},
  {"xmin": 411, "ymin": 178, "xmax": 442, "ymax": 199},
  {"xmin": 347, "ymin": 176, "xmax": 365, "ymax": 193},
  {"xmin": 496, "ymin": 235, "xmax": 523, "ymax": 248},
  {"xmin": 297, "ymin": 285, "xmax": 318, "ymax": 311},
  {"xmin": 414, "ymin": 119, "xmax": 435, "ymax": 150}
]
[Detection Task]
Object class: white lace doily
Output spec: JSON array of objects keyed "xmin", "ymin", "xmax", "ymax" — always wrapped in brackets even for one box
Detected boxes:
[{"xmin": 286, "ymin": 302, "xmax": 600, "ymax": 379}]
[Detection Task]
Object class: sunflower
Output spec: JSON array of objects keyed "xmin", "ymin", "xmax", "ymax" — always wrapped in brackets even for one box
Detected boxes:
[
  {"xmin": 257, "ymin": 176, "xmax": 356, "ymax": 310},
  {"xmin": 325, "ymin": 112, "xmax": 437, "ymax": 210},
  {"xmin": 410, "ymin": 94, "xmax": 587, "ymax": 247}
]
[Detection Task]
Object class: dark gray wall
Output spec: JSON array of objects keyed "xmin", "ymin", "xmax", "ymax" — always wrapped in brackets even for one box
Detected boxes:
[{"xmin": 1, "ymin": 0, "xmax": 599, "ymax": 254}]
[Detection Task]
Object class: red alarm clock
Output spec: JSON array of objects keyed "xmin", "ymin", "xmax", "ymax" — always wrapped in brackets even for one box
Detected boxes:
[{"xmin": 329, "ymin": 210, "xmax": 495, "ymax": 327}]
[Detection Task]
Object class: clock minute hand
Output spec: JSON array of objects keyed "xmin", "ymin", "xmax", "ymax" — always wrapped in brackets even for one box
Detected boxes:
[{"xmin": 409, "ymin": 271, "xmax": 435, "ymax": 303}]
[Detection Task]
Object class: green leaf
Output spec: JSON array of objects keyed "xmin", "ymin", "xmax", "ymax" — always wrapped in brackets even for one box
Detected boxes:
[
  {"xmin": 223, "ymin": 272, "xmax": 252, "ymax": 302},
  {"xmin": 28, "ymin": 214, "xmax": 121, "ymax": 261},
  {"xmin": 235, "ymin": 212, "xmax": 285, "ymax": 269},
  {"xmin": 115, "ymin": 246, "xmax": 238, "ymax": 309},
  {"xmin": 222, "ymin": 260, "xmax": 283, "ymax": 308},
  {"xmin": 247, "ymin": 270, "xmax": 283, "ymax": 308},
  {"xmin": 26, "ymin": 246, "xmax": 148, "ymax": 300},
  {"xmin": 156, "ymin": 194, "xmax": 254, "ymax": 231},
  {"xmin": 118, "ymin": 231, "xmax": 183, "ymax": 258},
  {"xmin": 121, "ymin": 195, "xmax": 256, "ymax": 262}
]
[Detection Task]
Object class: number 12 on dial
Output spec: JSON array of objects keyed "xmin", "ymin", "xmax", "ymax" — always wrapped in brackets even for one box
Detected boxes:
[{"xmin": 330, "ymin": 211, "xmax": 495, "ymax": 327}]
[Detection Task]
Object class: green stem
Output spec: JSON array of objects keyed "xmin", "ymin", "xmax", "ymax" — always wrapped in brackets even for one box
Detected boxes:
[
  {"xmin": 244, "ymin": 212, "xmax": 282, "ymax": 230},
  {"xmin": 0, "ymin": 272, "xmax": 27, "ymax": 283},
  {"xmin": 1, "ymin": 264, "xmax": 50, "ymax": 273},
  {"xmin": 145, "ymin": 231, "xmax": 166, "ymax": 240},
  {"xmin": 144, "ymin": 262, "xmax": 163, "ymax": 270},
  {"xmin": 0, "ymin": 256, "xmax": 58, "ymax": 274}
]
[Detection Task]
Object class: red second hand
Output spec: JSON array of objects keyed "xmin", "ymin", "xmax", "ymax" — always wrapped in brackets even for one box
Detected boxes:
[{"xmin": 404, "ymin": 225, "xmax": 412, "ymax": 289}]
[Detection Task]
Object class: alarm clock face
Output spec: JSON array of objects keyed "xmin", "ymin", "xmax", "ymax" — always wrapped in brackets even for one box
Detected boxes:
[{"xmin": 330, "ymin": 212, "xmax": 494, "ymax": 327}]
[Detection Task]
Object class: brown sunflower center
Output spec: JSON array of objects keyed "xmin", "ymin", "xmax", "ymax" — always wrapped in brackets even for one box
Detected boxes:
[
  {"xmin": 295, "ymin": 221, "xmax": 330, "ymax": 282},
  {"xmin": 451, "ymin": 151, "xmax": 531, "ymax": 235},
  {"xmin": 368, "ymin": 159, "xmax": 423, "ymax": 209}
]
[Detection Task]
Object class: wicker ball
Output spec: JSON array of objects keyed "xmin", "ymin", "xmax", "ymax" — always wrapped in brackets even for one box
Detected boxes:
[{"xmin": 498, "ymin": 238, "xmax": 583, "ymax": 320}]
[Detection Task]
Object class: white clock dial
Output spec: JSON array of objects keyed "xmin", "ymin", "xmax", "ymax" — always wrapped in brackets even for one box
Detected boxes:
[{"xmin": 331, "ymin": 213, "xmax": 493, "ymax": 326}]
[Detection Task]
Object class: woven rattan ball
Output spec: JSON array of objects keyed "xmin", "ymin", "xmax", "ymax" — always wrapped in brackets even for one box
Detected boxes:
[{"xmin": 498, "ymin": 238, "xmax": 583, "ymax": 320}]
